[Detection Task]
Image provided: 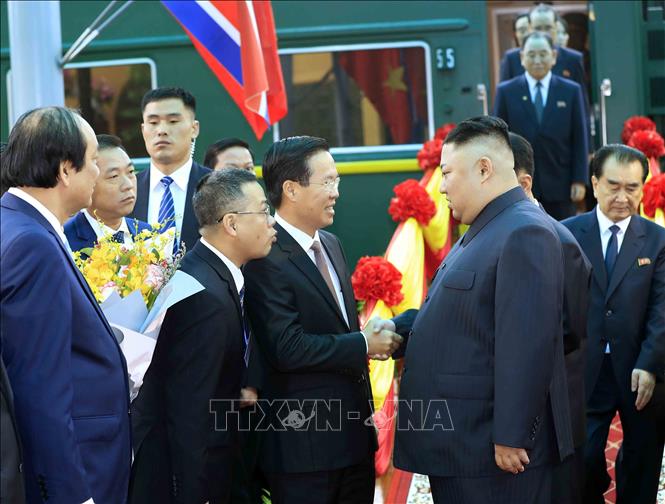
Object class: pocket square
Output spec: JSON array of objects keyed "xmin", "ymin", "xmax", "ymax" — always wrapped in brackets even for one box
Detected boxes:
[
  {"xmin": 557, "ymin": 101, "xmax": 567, "ymax": 108},
  {"xmin": 637, "ymin": 257, "xmax": 651, "ymax": 267}
]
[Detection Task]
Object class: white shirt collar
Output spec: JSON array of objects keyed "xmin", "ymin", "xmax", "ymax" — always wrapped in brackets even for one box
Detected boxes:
[
  {"xmin": 525, "ymin": 70, "xmax": 552, "ymax": 92},
  {"xmin": 82, "ymin": 209, "xmax": 130, "ymax": 238},
  {"xmin": 8, "ymin": 187, "xmax": 70, "ymax": 246},
  {"xmin": 199, "ymin": 237, "xmax": 244, "ymax": 294},
  {"xmin": 274, "ymin": 212, "xmax": 321, "ymax": 253},
  {"xmin": 149, "ymin": 158, "xmax": 192, "ymax": 192},
  {"xmin": 596, "ymin": 205, "xmax": 631, "ymax": 236}
]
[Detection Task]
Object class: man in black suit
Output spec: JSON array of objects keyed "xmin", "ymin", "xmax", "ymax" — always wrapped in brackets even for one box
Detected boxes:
[
  {"xmin": 510, "ymin": 132, "xmax": 592, "ymax": 504},
  {"xmin": 243, "ymin": 136, "xmax": 402, "ymax": 504},
  {"xmin": 499, "ymin": 4, "xmax": 588, "ymax": 106},
  {"xmin": 129, "ymin": 87, "xmax": 211, "ymax": 251},
  {"xmin": 129, "ymin": 169, "xmax": 277, "ymax": 503},
  {"xmin": 1, "ymin": 343, "xmax": 25, "ymax": 504},
  {"xmin": 394, "ymin": 116, "xmax": 573, "ymax": 503},
  {"xmin": 494, "ymin": 32, "xmax": 588, "ymax": 220},
  {"xmin": 563, "ymin": 144, "xmax": 665, "ymax": 504}
]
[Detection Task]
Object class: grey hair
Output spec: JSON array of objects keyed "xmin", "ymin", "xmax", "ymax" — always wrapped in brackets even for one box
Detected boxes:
[{"xmin": 193, "ymin": 168, "xmax": 258, "ymax": 228}]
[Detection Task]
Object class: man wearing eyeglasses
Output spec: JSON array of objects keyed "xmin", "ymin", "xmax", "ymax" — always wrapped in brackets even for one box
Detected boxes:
[
  {"xmin": 129, "ymin": 169, "xmax": 276, "ymax": 504},
  {"xmin": 243, "ymin": 136, "xmax": 403, "ymax": 504}
]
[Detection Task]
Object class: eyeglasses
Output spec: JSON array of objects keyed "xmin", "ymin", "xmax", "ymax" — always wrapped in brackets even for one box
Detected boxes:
[
  {"xmin": 308, "ymin": 177, "xmax": 340, "ymax": 193},
  {"xmin": 217, "ymin": 207, "xmax": 272, "ymax": 223}
]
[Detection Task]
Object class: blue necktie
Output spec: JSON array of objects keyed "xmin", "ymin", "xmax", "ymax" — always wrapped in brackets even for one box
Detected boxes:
[
  {"xmin": 605, "ymin": 225, "xmax": 620, "ymax": 279},
  {"xmin": 111, "ymin": 230, "xmax": 125, "ymax": 244},
  {"xmin": 157, "ymin": 176, "xmax": 178, "ymax": 253},
  {"xmin": 534, "ymin": 81, "xmax": 544, "ymax": 124},
  {"xmin": 239, "ymin": 286, "xmax": 250, "ymax": 366}
]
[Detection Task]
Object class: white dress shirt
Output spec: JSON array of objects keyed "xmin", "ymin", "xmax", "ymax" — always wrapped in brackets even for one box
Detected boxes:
[
  {"xmin": 525, "ymin": 70, "xmax": 552, "ymax": 107},
  {"xmin": 8, "ymin": 187, "xmax": 72, "ymax": 252},
  {"xmin": 275, "ymin": 213, "xmax": 351, "ymax": 329},
  {"xmin": 146, "ymin": 158, "xmax": 192, "ymax": 237},
  {"xmin": 199, "ymin": 238, "xmax": 244, "ymax": 295},
  {"xmin": 596, "ymin": 205, "xmax": 632, "ymax": 353},
  {"xmin": 82, "ymin": 210, "xmax": 133, "ymax": 247}
]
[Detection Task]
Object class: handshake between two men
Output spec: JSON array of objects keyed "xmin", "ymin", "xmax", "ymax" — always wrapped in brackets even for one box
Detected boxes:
[{"xmin": 361, "ymin": 317, "xmax": 403, "ymax": 361}]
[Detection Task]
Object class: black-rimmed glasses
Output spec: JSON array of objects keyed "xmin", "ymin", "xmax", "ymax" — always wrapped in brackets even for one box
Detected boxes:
[{"xmin": 217, "ymin": 207, "xmax": 272, "ymax": 224}]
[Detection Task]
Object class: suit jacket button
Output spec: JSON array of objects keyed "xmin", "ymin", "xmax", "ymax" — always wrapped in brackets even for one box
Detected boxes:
[{"xmin": 605, "ymin": 309, "xmax": 613, "ymax": 317}]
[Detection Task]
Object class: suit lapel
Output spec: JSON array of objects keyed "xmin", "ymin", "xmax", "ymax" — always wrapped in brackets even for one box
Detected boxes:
[
  {"xmin": 192, "ymin": 242, "xmax": 242, "ymax": 321},
  {"xmin": 320, "ymin": 233, "xmax": 355, "ymax": 331},
  {"xmin": 181, "ymin": 162, "xmax": 202, "ymax": 248},
  {"xmin": 133, "ymin": 170, "xmax": 150, "ymax": 222},
  {"xmin": 577, "ymin": 211, "xmax": 608, "ymax": 292},
  {"xmin": 517, "ymin": 75, "xmax": 539, "ymax": 126},
  {"xmin": 606, "ymin": 216, "xmax": 645, "ymax": 300},
  {"xmin": 74, "ymin": 212, "xmax": 97, "ymax": 248}
]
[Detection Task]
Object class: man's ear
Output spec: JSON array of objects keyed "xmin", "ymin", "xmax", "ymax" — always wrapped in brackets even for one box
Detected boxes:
[
  {"xmin": 478, "ymin": 156, "xmax": 494, "ymax": 182},
  {"xmin": 221, "ymin": 214, "xmax": 238, "ymax": 237},
  {"xmin": 58, "ymin": 160, "xmax": 73, "ymax": 187},
  {"xmin": 591, "ymin": 175, "xmax": 599, "ymax": 197},
  {"xmin": 282, "ymin": 180, "xmax": 297, "ymax": 202},
  {"xmin": 517, "ymin": 172, "xmax": 533, "ymax": 193},
  {"xmin": 191, "ymin": 119, "xmax": 200, "ymax": 140}
]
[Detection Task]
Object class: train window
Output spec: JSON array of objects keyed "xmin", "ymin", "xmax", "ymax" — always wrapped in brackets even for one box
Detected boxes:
[
  {"xmin": 63, "ymin": 59, "xmax": 156, "ymax": 158},
  {"xmin": 276, "ymin": 42, "xmax": 433, "ymax": 153}
]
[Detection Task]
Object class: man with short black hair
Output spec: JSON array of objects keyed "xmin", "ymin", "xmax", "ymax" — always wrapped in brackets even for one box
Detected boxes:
[
  {"xmin": 494, "ymin": 31, "xmax": 588, "ymax": 220},
  {"xmin": 130, "ymin": 87, "xmax": 211, "ymax": 251},
  {"xmin": 130, "ymin": 168, "xmax": 276, "ymax": 504},
  {"xmin": 204, "ymin": 137, "xmax": 255, "ymax": 172},
  {"xmin": 394, "ymin": 116, "xmax": 573, "ymax": 503},
  {"xmin": 511, "ymin": 132, "xmax": 591, "ymax": 504},
  {"xmin": 1, "ymin": 107, "xmax": 131, "ymax": 504},
  {"xmin": 65, "ymin": 134, "xmax": 151, "ymax": 254},
  {"xmin": 243, "ymin": 135, "xmax": 402, "ymax": 504},
  {"xmin": 563, "ymin": 144, "xmax": 665, "ymax": 504},
  {"xmin": 512, "ymin": 13, "xmax": 530, "ymax": 47}
]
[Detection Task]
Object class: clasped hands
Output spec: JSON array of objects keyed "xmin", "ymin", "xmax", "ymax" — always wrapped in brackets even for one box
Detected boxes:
[{"xmin": 362, "ymin": 317, "xmax": 403, "ymax": 361}]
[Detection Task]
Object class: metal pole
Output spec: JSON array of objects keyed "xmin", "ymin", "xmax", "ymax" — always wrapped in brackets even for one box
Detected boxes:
[
  {"xmin": 7, "ymin": 1, "xmax": 65, "ymax": 127},
  {"xmin": 477, "ymin": 84, "xmax": 488, "ymax": 115},
  {"xmin": 599, "ymin": 78, "xmax": 612, "ymax": 146}
]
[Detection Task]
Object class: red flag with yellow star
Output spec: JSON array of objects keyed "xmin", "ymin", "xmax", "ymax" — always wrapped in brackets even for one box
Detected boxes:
[{"xmin": 338, "ymin": 48, "xmax": 422, "ymax": 144}]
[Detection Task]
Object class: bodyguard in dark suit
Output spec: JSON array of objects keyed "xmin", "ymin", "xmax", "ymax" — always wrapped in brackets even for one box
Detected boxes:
[
  {"xmin": 511, "ymin": 132, "xmax": 592, "ymax": 504},
  {"xmin": 129, "ymin": 87, "xmax": 211, "ymax": 251},
  {"xmin": 243, "ymin": 136, "xmax": 402, "ymax": 504},
  {"xmin": 1, "ymin": 344, "xmax": 25, "ymax": 504},
  {"xmin": 494, "ymin": 32, "xmax": 588, "ymax": 220},
  {"xmin": 65, "ymin": 134, "xmax": 150, "ymax": 253},
  {"xmin": 1, "ymin": 107, "xmax": 131, "ymax": 504},
  {"xmin": 394, "ymin": 117, "xmax": 573, "ymax": 503},
  {"xmin": 563, "ymin": 144, "xmax": 665, "ymax": 504},
  {"xmin": 130, "ymin": 169, "xmax": 277, "ymax": 504}
]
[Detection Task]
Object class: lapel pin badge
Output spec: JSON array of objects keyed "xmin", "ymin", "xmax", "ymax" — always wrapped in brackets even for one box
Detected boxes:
[
  {"xmin": 563, "ymin": 69, "xmax": 571, "ymax": 77},
  {"xmin": 522, "ymin": 95, "xmax": 528, "ymax": 101},
  {"xmin": 557, "ymin": 101, "xmax": 567, "ymax": 108},
  {"xmin": 637, "ymin": 257, "xmax": 651, "ymax": 267}
]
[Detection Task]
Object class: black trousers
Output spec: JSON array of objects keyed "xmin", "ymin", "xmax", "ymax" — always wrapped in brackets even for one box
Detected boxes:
[
  {"xmin": 429, "ymin": 464, "xmax": 552, "ymax": 504},
  {"xmin": 551, "ymin": 445, "xmax": 584, "ymax": 504},
  {"xmin": 541, "ymin": 200, "xmax": 576, "ymax": 221},
  {"xmin": 584, "ymin": 355, "xmax": 663, "ymax": 504},
  {"xmin": 266, "ymin": 456, "xmax": 375, "ymax": 504}
]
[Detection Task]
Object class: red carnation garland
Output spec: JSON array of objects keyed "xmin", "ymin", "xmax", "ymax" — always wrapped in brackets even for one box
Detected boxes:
[
  {"xmin": 435, "ymin": 122, "xmax": 456, "ymax": 141},
  {"xmin": 642, "ymin": 173, "xmax": 665, "ymax": 218},
  {"xmin": 621, "ymin": 116, "xmax": 657, "ymax": 144},
  {"xmin": 351, "ymin": 256, "xmax": 404, "ymax": 307},
  {"xmin": 628, "ymin": 130, "xmax": 665, "ymax": 159},
  {"xmin": 416, "ymin": 138, "xmax": 443, "ymax": 170},
  {"xmin": 388, "ymin": 179, "xmax": 436, "ymax": 225}
]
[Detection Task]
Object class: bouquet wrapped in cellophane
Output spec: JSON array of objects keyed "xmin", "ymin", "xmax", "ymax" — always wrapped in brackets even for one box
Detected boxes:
[{"xmin": 74, "ymin": 223, "xmax": 203, "ymax": 400}]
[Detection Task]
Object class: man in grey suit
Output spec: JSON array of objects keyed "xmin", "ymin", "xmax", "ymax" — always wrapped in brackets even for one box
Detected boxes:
[{"xmin": 394, "ymin": 116, "xmax": 573, "ymax": 503}]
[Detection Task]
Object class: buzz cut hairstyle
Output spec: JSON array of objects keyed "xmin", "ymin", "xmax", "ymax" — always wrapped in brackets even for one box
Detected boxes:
[
  {"xmin": 192, "ymin": 168, "xmax": 258, "ymax": 228},
  {"xmin": 141, "ymin": 87, "xmax": 196, "ymax": 114},
  {"xmin": 444, "ymin": 115, "xmax": 512, "ymax": 153},
  {"xmin": 521, "ymin": 31, "xmax": 555, "ymax": 51},
  {"xmin": 96, "ymin": 134, "xmax": 127, "ymax": 153}
]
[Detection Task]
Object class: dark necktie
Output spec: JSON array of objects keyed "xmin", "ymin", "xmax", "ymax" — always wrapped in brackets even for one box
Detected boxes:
[
  {"xmin": 605, "ymin": 225, "xmax": 620, "ymax": 279},
  {"xmin": 111, "ymin": 230, "xmax": 125, "ymax": 244},
  {"xmin": 534, "ymin": 81, "xmax": 544, "ymax": 124},
  {"xmin": 310, "ymin": 240, "xmax": 342, "ymax": 311},
  {"xmin": 158, "ymin": 176, "xmax": 178, "ymax": 253},
  {"xmin": 239, "ymin": 286, "xmax": 249, "ymax": 366}
]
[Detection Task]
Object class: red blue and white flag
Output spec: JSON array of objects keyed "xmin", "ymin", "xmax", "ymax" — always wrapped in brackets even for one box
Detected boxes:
[{"xmin": 162, "ymin": 0, "xmax": 288, "ymax": 139}]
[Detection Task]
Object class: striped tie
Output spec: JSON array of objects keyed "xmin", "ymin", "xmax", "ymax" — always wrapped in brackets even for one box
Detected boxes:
[{"xmin": 157, "ymin": 176, "xmax": 178, "ymax": 252}]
